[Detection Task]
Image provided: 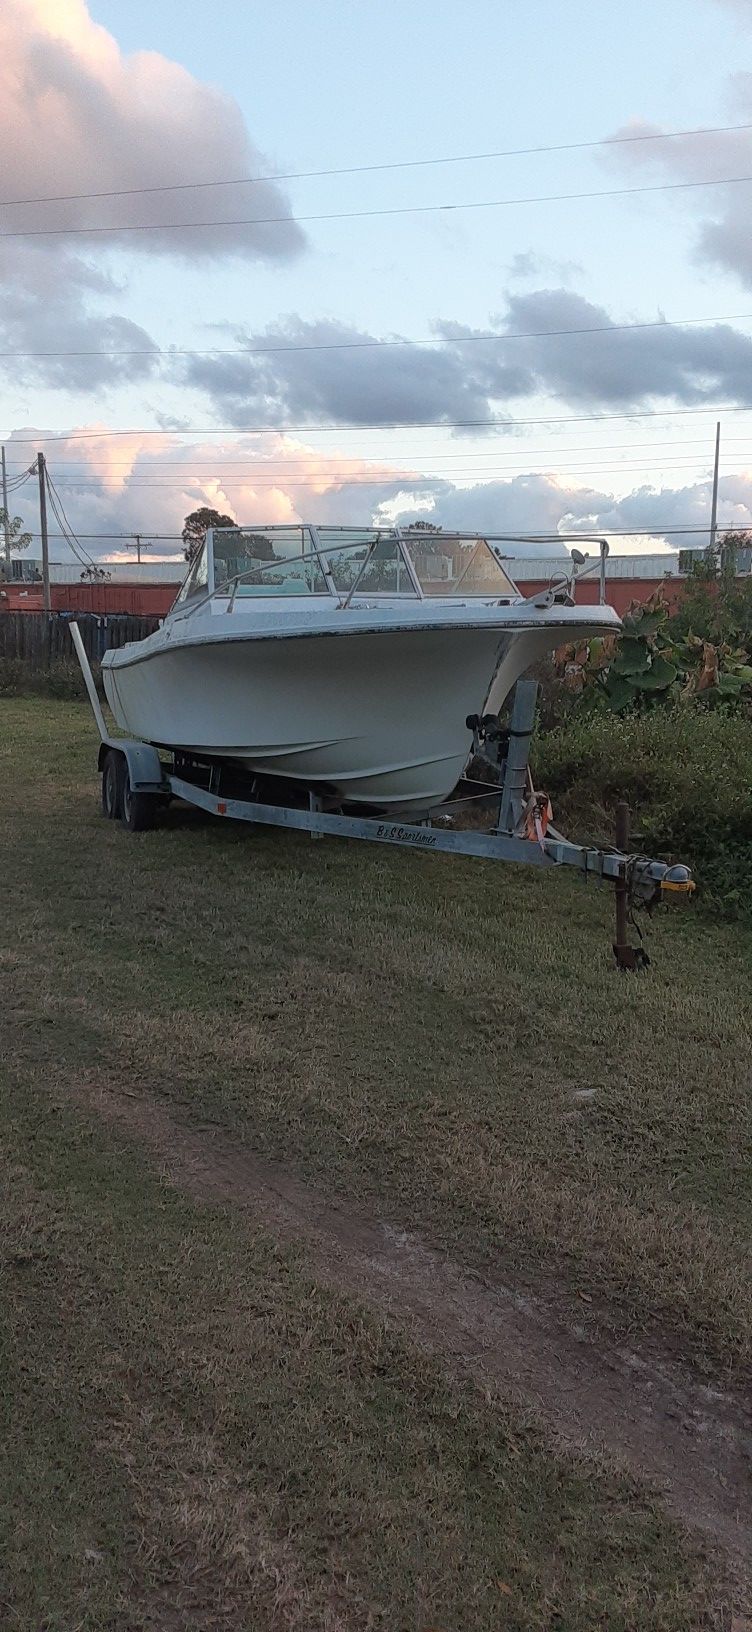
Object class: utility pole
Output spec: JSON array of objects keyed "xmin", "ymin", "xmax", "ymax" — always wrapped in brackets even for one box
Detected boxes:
[
  {"xmin": 134, "ymin": 532, "xmax": 142, "ymax": 564},
  {"xmin": 1, "ymin": 446, "xmax": 11, "ymax": 568},
  {"xmin": 709, "ymin": 420, "xmax": 721, "ymax": 558},
  {"xmin": 37, "ymin": 451, "xmax": 51, "ymax": 614}
]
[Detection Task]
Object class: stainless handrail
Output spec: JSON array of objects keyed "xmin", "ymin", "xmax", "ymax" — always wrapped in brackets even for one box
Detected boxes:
[{"xmin": 171, "ymin": 526, "xmax": 596, "ymax": 622}]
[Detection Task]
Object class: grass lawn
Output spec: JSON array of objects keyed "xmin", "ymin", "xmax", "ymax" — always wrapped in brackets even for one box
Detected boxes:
[{"xmin": 1, "ymin": 696, "xmax": 750, "ymax": 1628}]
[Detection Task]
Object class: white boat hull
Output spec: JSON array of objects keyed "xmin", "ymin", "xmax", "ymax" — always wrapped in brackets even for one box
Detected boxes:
[{"xmin": 102, "ymin": 613, "xmax": 610, "ymax": 813}]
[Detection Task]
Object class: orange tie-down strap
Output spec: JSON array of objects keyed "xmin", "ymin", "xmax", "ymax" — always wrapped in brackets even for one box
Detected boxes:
[{"xmin": 523, "ymin": 792, "xmax": 553, "ymax": 846}]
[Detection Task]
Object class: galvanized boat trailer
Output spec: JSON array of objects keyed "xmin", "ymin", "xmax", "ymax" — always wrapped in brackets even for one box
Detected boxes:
[{"xmin": 71, "ymin": 622, "xmax": 693, "ymax": 969}]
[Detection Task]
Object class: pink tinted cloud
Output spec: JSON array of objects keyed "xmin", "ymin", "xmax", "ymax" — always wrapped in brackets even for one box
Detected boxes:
[{"xmin": 0, "ymin": 0, "xmax": 304, "ymax": 262}]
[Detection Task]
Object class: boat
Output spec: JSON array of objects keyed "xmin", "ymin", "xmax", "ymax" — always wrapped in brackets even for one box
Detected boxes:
[{"xmin": 101, "ymin": 524, "xmax": 620, "ymax": 815}]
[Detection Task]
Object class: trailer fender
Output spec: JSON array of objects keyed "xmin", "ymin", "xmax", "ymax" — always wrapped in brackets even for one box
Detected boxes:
[{"xmin": 96, "ymin": 736, "xmax": 166, "ymax": 792}]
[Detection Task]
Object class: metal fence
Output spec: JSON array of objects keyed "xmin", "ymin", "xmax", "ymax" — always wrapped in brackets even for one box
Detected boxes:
[{"xmin": 0, "ymin": 611, "xmax": 159, "ymax": 672}]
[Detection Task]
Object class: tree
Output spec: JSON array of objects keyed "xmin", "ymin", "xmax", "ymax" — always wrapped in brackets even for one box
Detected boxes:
[
  {"xmin": 673, "ymin": 530, "xmax": 752, "ymax": 648},
  {"xmin": 240, "ymin": 531, "xmax": 276, "ymax": 561},
  {"xmin": 0, "ymin": 507, "xmax": 32, "ymax": 555},
  {"xmin": 182, "ymin": 506, "xmax": 236, "ymax": 564},
  {"xmin": 719, "ymin": 529, "xmax": 752, "ymax": 578}
]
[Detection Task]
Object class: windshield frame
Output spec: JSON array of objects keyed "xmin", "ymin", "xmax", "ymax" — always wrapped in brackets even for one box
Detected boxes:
[{"xmin": 172, "ymin": 525, "xmax": 524, "ymax": 617}]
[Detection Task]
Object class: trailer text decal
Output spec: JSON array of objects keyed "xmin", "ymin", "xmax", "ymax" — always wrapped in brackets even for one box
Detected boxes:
[{"xmin": 375, "ymin": 824, "xmax": 438, "ymax": 848}]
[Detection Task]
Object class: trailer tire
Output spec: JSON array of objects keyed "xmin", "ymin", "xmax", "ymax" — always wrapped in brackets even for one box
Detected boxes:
[
  {"xmin": 101, "ymin": 750, "xmax": 123, "ymax": 820},
  {"xmin": 121, "ymin": 766, "xmax": 158, "ymax": 833}
]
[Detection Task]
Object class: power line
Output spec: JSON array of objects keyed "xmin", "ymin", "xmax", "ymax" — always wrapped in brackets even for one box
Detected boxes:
[
  {"xmin": 41, "ymin": 452, "xmax": 739, "ymax": 476},
  {"xmin": 3, "ymin": 173, "xmax": 752, "ymax": 241},
  {"xmin": 20, "ymin": 533, "xmax": 183, "ymax": 541},
  {"xmin": 20, "ymin": 464, "xmax": 740, "ymax": 478},
  {"xmin": 12, "ymin": 405, "xmax": 752, "ymax": 441},
  {"xmin": 24, "ymin": 442, "xmax": 752, "ymax": 467},
  {"xmin": 2, "ymin": 119, "xmax": 749, "ymax": 208},
  {"xmin": 41, "ymin": 465, "xmax": 741, "ymax": 487},
  {"xmin": 3, "ymin": 466, "xmax": 35, "ymax": 490},
  {"xmin": 43, "ymin": 467, "xmax": 97, "ymax": 569},
  {"xmin": 8, "ymin": 435, "xmax": 752, "ymax": 469},
  {"xmin": 2, "ymin": 309, "xmax": 752, "ymax": 359}
]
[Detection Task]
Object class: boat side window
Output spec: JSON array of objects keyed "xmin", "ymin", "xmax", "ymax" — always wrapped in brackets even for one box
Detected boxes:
[
  {"xmin": 403, "ymin": 534, "xmax": 516, "ymax": 597},
  {"xmin": 174, "ymin": 542, "xmax": 209, "ymax": 604},
  {"xmin": 213, "ymin": 527, "xmax": 329, "ymax": 595},
  {"xmin": 321, "ymin": 533, "xmax": 418, "ymax": 596}
]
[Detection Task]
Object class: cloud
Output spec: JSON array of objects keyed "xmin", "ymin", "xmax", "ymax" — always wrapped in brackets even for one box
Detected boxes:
[
  {"xmin": 480, "ymin": 288, "xmax": 752, "ymax": 406},
  {"xmin": 601, "ymin": 87, "xmax": 752, "ymax": 286},
  {"xmin": 5, "ymin": 427, "xmax": 428, "ymax": 552},
  {"xmin": 506, "ymin": 251, "xmax": 584, "ymax": 284},
  {"xmin": 11, "ymin": 425, "xmax": 751, "ymax": 562},
  {"xmin": 0, "ymin": 0, "xmax": 304, "ymax": 264},
  {"xmin": 183, "ymin": 294, "xmax": 752, "ymax": 431},
  {"xmin": 394, "ymin": 471, "xmax": 752, "ymax": 548},
  {"xmin": 391, "ymin": 474, "xmax": 610, "ymax": 549},
  {"xmin": 0, "ymin": 0, "xmax": 305, "ymax": 390},
  {"xmin": 573, "ymin": 471, "xmax": 752, "ymax": 541},
  {"xmin": 0, "ymin": 241, "xmax": 159, "ymax": 390},
  {"xmin": 182, "ymin": 315, "xmax": 530, "ymax": 428}
]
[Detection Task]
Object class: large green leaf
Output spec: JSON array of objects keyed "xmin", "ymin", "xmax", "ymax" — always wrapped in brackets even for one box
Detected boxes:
[
  {"xmin": 639, "ymin": 656, "xmax": 678, "ymax": 691},
  {"xmin": 604, "ymin": 672, "xmax": 638, "ymax": 711},
  {"xmin": 717, "ymin": 672, "xmax": 744, "ymax": 695},
  {"xmin": 587, "ymin": 636, "xmax": 611, "ymax": 671},
  {"xmin": 611, "ymin": 637, "xmax": 652, "ymax": 677},
  {"xmin": 627, "ymin": 609, "xmax": 664, "ymax": 638}
]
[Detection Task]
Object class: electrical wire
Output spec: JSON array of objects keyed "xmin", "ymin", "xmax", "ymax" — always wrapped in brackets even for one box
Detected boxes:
[
  {"xmin": 2, "ymin": 461, "xmax": 36, "ymax": 490},
  {"xmin": 7, "ymin": 435, "xmax": 752, "ymax": 469},
  {"xmin": 12, "ymin": 405, "xmax": 752, "ymax": 440},
  {"xmin": 39, "ymin": 465, "xmax": 741, "ymax": 487},
  {"xmin": 2, "ymin": 118, "xmax": 749, "ymax": 208},
  {"xmin": 4, "ymin": 172, "xmax": 752, "ymax": 241},
  {"xmin": 43, "ymin": 468, "xmax": 97, "ymax": 569},
  {"xmin": 37, "ymin": 450, "xmax": 744, "ymax": 474},
  {"xmin": 2, "ymin": 309, "xmax": 752, "ymax": 359}
]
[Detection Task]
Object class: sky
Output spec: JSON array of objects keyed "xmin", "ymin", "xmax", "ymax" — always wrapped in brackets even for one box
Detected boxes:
[{"xmin": 3, "ymin": 0, "xmax": 752, "ymax": 562}]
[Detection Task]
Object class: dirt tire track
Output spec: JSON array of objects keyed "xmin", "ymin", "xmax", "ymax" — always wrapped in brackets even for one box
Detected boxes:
[{"xmin": 84, "ymin": 1083, "xmax": 752, "ymax": 1593}]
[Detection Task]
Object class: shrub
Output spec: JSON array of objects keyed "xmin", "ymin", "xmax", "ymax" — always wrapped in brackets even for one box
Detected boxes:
[
  {"xmin": 533, "ymin": 705, "xmax": 752, "ymax": 917},
  {"xmin": 0, "ymin": 656, "xmax": 96, "ymax": 700}
]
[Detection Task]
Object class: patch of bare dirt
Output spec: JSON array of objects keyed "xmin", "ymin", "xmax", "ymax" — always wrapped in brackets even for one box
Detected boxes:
[{"xmin": 83, "ymin": 1082, "xmax": 752, "ymax": 1594}]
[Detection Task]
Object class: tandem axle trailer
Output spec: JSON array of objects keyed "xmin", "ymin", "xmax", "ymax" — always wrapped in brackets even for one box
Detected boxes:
[{"xmin": 70, "ymin": 621, "xmax": 693, "ymax": 968}]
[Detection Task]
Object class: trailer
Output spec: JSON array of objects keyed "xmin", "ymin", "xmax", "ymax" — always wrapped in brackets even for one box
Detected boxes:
[{"xmin": 70, "ymin": 622, "xmax": 693, "ymax": 968}]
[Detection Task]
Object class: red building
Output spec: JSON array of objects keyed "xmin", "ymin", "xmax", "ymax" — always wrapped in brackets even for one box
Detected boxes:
[{"xmin": 0, "ymin": 550, "xmax": 743, "ymax": 620}]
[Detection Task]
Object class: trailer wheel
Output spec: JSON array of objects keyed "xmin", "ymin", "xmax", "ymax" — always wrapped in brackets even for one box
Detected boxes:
[
  {"xmin": 121, "ymin": 766, "xmax": 158, "ymax": 832},
  {"xmin": 101, "ymin": 750, "xmax": 123, "ymax": 820}
]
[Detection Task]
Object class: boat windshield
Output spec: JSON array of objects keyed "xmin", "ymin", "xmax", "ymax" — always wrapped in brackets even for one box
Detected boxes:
[
  {"xmin": 212, "ymin": 527, "xmax": 328, "ymax": 595},
  {"xmin": 401, "ymin": 533, "xmax": 516, "ymax": 597},
  {"xmin": 203, "ymin": 524, "xmax": 517, "ymax": 601},
  {"xmin": 315, "ymin": 529, "xmax": 418, "ymax": 596}
]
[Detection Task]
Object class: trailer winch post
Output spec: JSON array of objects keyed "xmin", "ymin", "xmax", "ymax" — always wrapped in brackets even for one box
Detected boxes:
[{"xmin": 498, "ymin": 678, "xmax": 538, "ymax": 833}]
